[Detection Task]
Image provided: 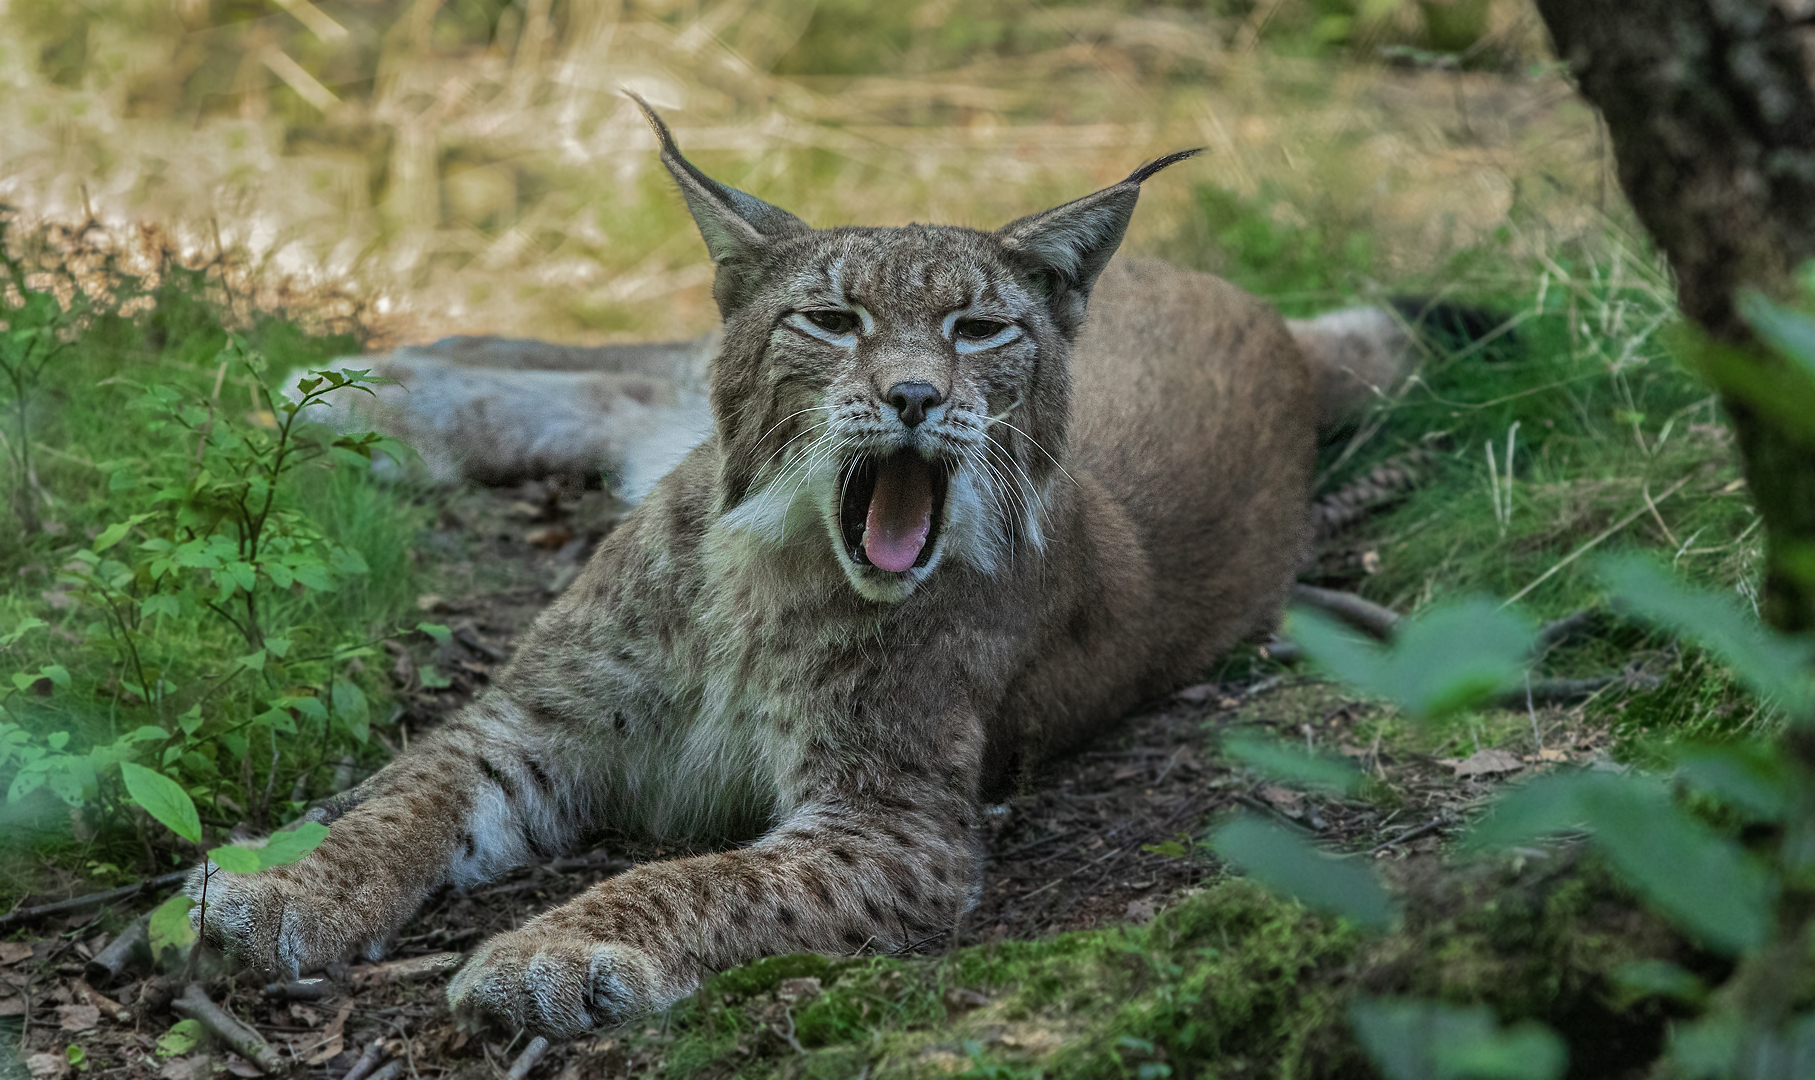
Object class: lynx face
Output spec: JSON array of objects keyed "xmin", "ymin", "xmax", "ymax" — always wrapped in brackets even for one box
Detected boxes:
[
  {"xmin": 638, "ymin": 100, "xmax": 1196, "ymax": 602},
  {"xmin": 716, "ymin": 229, "xmax": 1064, "ymax": 602}
]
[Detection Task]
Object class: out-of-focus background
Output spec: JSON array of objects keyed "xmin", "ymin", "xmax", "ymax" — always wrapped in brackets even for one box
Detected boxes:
[{"xmin": 2, "ymin": 0, "xmax": 1608, "ymax": 344}]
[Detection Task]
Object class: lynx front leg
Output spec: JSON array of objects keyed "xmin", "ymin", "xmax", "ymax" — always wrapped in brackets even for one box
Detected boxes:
[
  {"xmin": 447, "ymin": 789, "xmax": 980, "ymax": 1037},
  {"xmin": 190, "ymin": 695, "xmax": 595, "ymax": 977}
]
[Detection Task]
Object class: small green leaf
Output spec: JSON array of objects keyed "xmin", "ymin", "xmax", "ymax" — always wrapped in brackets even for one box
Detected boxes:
[
  {"xmin": 141, "ymin": 594, "xmax": 181, "ymax": 620},
  {"xmin": 416, "ymin": 621, "xmax": 452, "ymax": 645},
  {"xmin": 1614, "ymin": 960, "xmax": 1708, "ymax": 1006},
  {"xmin": 417, "ymin": 664, "xmax": 452, "ymax": 689},
  {"xmin": 237, "ymin": 650, "xmax": 266, "ymax": 673},
  {"xmin": 156, "ymin": 1018, "xmax": 204, "ymax": 1058},
  {"xmin": 1287, "ymin": 597, "xmax": 1535, "ymax": 722},
  {"xmin": 1350, "ymin": 997, "xmax": 1567, "ymax": 1080},
  {"xmin": 1600, "ymin": 554, "xmax": 1815, "ymax": 714},
  {"xmin": 1210, "ymin": 815, "xmax": 1396, "ymax": 930},
  {"xmin": 66, "ymin": 1045, "xmax": 86, "ymax": 1068},
  {"xmin": 148, "ymin": 893, "xmax": 196, "ymax": 963},
  {"xmin": 332, "ymin": 676, "xmax": 369, "ymax": 742},
  {"xmin": 93, "ymin": 513, "xmax": 151, "ymax": 552},
  {"xmin": 40, "ymin": 664, "xmax": 69, "ymax": 689},
  {"xmin": 292, "ymin": 562, "xmax": 334, "ymax": 591},
  {"xmin": 120, "ymin": 762, "xmax": 202, "ymax": 844},
  {"xmin": 1739, "ymin": 288, "xmax": 1815, "ymax": 385},
  {"xmin": 47, "ymin": 731, "xmax": 69, "ymax": 751},
  {"xmin": 177, "ymin": 706, "xmax": 204, "ymax": 737},
  {"xmin": 252, "ymin": 706, "xmax": 298, "ymax": 735},
  {"xmin": 206, "ymin": 845, "xmax": 260, "ymax": 874},
  {"xmin": 1468, "ymin": 772, "xmax": 1774, "ymax": 956},
  {"xmin": 0, "ymin": 616, "xmax": 46, "ymax": 646},
  {"xmin": 284, "ymin": 694, "xmax": 328, "ymax": 722},
  {"xmin": 1677, "ymin": 741, "xmax": 1791, "ymax": 821},
  {"xmin": 1223, "ymin": 733, "xmax": 1362, "ymax": 796},
  {"xmin": 264, "ymin": 636, "xmax": 291, "ymax": 659},
  {"xmin": 256, "ymin": 821, "xmax": 329, "ymax": 869}
]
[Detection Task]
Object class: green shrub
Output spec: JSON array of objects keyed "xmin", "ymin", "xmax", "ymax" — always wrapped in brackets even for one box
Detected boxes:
[{"xmin": 0, "ymin": 223, "xmax": 430, "ymax": 892}]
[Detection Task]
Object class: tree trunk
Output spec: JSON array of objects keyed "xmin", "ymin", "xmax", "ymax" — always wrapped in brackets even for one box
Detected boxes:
[{"xmin": 1532, "ymin": 0, "xmax": 1815, "ymax": 633}]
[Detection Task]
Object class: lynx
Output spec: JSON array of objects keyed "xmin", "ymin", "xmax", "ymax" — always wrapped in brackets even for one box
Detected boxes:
[{"xmin": 191, "ymin": 98, "xmax": 1419, "ymax": 1038}]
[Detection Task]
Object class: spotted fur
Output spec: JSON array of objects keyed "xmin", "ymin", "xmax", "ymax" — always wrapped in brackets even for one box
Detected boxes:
[{"xmin": 190, "ymin": 101, "xmax": 1367, "ymax": 1038}]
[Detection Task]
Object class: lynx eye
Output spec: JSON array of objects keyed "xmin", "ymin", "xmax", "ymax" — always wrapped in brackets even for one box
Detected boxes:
[
  {"xmin": 803, "ymin": 310, "xmax": 859, "ymax": 335},
  {"xmin": 949, "ymin": 316, "xmax": 1023, "ymax": 354},
  {"xmin": 954, "ymin": 318, "xmax": 1008, "ymax": 339}
]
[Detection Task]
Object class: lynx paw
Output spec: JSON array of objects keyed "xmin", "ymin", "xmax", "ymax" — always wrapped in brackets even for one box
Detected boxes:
[
  {"xmin": 186, "ymin": 867, "xmax": 384, "ymax": 978},
  {"xmin": 447, "ymin": 931, "xmax": 663, "ymax": 1038}
]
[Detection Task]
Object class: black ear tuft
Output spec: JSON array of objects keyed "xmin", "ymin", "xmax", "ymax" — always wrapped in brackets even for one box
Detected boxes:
[
  {"xmin": 1123, "ymin": 147, "xmax": 1205, "ymax": 186},
  {"xmin": 626, "ymin": 91, "xmax": 809, "ymax": 267}
]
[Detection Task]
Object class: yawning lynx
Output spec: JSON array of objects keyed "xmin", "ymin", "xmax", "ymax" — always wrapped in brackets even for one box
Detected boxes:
[{"xmin": 190, "ymin": 98, "xmax": 1418, "ymax": 1038}]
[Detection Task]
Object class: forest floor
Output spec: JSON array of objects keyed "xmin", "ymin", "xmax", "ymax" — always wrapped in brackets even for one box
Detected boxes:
[{"xmin": 1, "ymin": 467, "xmax": 1672, "ymax": 1080}]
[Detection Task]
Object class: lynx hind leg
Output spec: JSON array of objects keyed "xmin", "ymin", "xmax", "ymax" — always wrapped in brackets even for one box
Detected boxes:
[{"xmin": 190, "ymin": 700, "xmax": 593, "ymax": 977}]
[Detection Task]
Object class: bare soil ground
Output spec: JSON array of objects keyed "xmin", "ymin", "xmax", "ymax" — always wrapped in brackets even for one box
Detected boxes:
[{"xmin": 1, "ymin": 479, "xmax": 1627, "ymax": 1080}]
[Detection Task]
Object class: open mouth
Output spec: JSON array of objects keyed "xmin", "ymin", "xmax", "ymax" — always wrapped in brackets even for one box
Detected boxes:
[{"xmin": 838, "ymin": 450, "xmax": 951, "ymax": 573}]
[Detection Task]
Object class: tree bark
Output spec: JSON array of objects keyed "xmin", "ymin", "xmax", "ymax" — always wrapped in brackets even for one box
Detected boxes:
[{"xmin": 1533, "ymin": 0, "xmax": 1815, "ymax": 633}]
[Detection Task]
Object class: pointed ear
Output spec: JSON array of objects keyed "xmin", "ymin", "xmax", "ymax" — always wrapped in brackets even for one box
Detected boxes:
[
  {"xmin": 996, "ymin": 149, "xmax": 1202, "ymax": 329},
  {"xmin": 628, "ymin": 92, "xmax": 809, "ymax": 267}
]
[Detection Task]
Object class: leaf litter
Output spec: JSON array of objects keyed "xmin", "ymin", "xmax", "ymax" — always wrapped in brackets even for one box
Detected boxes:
[{"xmin": 0, "ymin": 477, "xmax": 1651, "ymax": 1079}]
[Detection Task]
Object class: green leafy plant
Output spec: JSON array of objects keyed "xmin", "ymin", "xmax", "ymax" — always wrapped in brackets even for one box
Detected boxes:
[
  {"xmin": 1271, "ymin": 551, "xmax": 1815, "ymax": 1077},
  {"xmin": 0, "ymin": 228, "xmax": 86, "ymax": 535},
  {"xmin": 119, "ymin": 759, "xmax": 326, "ymax": 965},
  {"xmin": 0, "ymin": 245, "xmax": 429, "ymax": 896}
]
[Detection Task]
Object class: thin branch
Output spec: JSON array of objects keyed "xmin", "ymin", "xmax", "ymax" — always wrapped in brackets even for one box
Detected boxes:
[
  {"xmin": 171, "ymin": 983, "xmax": 285, "ymax": 1075},
  {"xmin": 1291, "ymin": 584, "xmax": 1402, "ymax": 639},
  {"xmin": 0, "ymin": 870, "xmax": 189, "ymax": 929}
]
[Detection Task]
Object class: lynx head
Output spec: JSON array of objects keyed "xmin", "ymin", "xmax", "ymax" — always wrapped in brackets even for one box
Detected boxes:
[{"xmin": 634, "ymin": 96, "xmax": 1197, "ymax": 603}]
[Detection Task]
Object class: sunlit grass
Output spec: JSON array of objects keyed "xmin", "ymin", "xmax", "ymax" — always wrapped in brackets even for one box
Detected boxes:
[{"xmin": 2, "ymin": 0, "xmax": 1595, "ymax": 345}]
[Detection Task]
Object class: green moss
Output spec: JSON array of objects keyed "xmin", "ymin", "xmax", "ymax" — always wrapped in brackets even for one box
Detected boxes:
[{"xmin": 611, "ymin": 859, "xmax": 1698, "ymax": 1079}]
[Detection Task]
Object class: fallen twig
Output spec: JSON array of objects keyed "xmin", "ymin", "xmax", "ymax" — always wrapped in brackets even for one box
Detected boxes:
[
  {"xmin": 1291, "ymin": 584, "xmax": 1401, "ymax": 639},
  {"xmin": 0, "ymin": 871, "xmax": 189, "ymax": 929},
  {"xmin": 1021, "ymin": 846, "xmax": 1125, "ymax": 901},
  {"xmin": 85, "ymin": 913, "xmax": 149, "ymax": 984},
  {"xmin": 263, "ymin": 978, "xmax": 334, "ymax": 1001},
  {"xmin": 994, "ymin": 829, "xmax": 1080, "ymax": 860},
  {"xmin": 1371, "ymin": 818, "xmax": 1446, "ymax": 855},
  {"xmin": 1534, "ymin": 609, "xmax": 1598, "ymax": 652},
  {"xmin": 75, "ymin": 979, "xmax": 130, "ymax": 1022},
  {"xmin": 505, "ymin": 1036, "xmax": 552, "ymax": 1080},
  {"xmin": 340, "ymin": 1038, "xmax": 388, "ymax": 1080},
  {"xmin": 171, "ymin": 982, "xmax": 285, "ymax": 1074},
  {"xmin": 365, "ymin": 1061, "xmax": 407, "ymax": 1080},
  {"xmin": 1260, "ymin": 636, "xmax": 1303, "ymax": 665},
  {"xmin": 1498, "ymin": 673, "xmax": 1660, "ymax": 707},
  {"xmin": 348, "ymin": 952, "xmax": 462, "ymax": 987}
]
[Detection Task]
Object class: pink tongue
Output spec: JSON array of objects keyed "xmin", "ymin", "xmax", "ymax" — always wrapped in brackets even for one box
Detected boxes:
[{"xmin": 862, "ymin": 454, "xmax": 934, "ymax": 573}]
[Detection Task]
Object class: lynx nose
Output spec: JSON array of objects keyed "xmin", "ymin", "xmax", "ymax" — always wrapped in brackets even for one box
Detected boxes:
[{"xmin": 886, "ymin": 382, "xmax": 944, "ymax": 427}]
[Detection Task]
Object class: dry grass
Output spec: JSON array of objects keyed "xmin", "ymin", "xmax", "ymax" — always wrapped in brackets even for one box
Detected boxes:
[{"xmin": 1, "ymin": 0, "xmax": 1614, "ymax": 347}]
